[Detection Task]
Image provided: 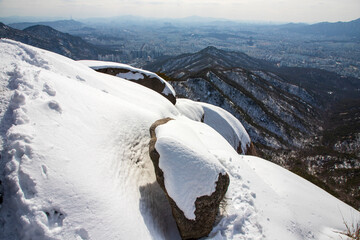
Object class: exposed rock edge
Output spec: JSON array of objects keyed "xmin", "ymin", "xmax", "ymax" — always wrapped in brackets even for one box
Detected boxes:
[{"xmin": 95, "ymin": 68, "xmax": 176, "ymax": 104}]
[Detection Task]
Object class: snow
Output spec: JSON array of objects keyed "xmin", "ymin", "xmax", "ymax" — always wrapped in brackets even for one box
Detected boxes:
[
  {"xmin": 155, "ymin": 117, "xmax": 227, "ymax": 219},
  {"xmin": 175, "ymin": 98, "xmax": 205, "ymax": 122},
  {"xmin": 173, "ymin": 133, "xmax": 359, "ymax": 240},
  {"xmin": 0, "ymin": 39, "xmax": 180, "ymax": 240},
  {"xmin": 208, "ymin": 155, "xmax": 360, "ymax": 240},
  {"xmin": 78, "ymin": 60, "xmax": 176, "ymax": 96},
  {"xmin": 0, "ymin": 39, "xmax": 359, "ymax": 240},
  {"xmin": 117, "ymin": 71, "xmax": 144, "ymax": 80},
  {"xmin": 176, "ymin": 99, "xmax": 251, "ymax": 154}
]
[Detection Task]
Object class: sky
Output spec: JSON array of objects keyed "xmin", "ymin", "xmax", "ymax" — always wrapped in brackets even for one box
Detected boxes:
[{"xmin": 0, "ymin": 0, "xmax": 359, "ymax": 23}]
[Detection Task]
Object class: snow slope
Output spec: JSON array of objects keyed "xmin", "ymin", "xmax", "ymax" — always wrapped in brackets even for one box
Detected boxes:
[
  {"xmin": 175, "ymin": 99, "xmax": 251, "ymax": 154},
  {"xmin": 0, "ymin": 39, "xmax": 180, "ymax": 240},
  {"xmin": 0, "ymin": 39, "xmax": 359, "ymax": 240}
]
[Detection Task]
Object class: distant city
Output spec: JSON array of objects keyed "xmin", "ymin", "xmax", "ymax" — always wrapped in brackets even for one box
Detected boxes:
[{"xmin": 2, "ymin": 16, "xmax": 359, "ymax": 78}]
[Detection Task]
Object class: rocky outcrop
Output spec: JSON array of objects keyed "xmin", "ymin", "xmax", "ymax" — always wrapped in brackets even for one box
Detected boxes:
[
  {"xmin": 237, "ymin": 141, "xmax": 257, "ymax": 155},
  {"xmin": 246, "ymin": 142, "xmax": 257, "ymax": 155},
  {"xmin": 149, "ymin": 118, "xmax": 229, "ymax": 239},
  {"xmin": 95, "ymin": 67, "xmax": 176, "ymax": 104}
]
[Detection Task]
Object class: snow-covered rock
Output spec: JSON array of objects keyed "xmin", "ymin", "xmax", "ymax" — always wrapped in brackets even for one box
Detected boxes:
[
  {"xmin": 176, "ymin": 98, "xmax": 255, "ymax": 154},
  {"xmin": 78, "ymin": 60, "xmax": 177, "ymax": 104},
  {"xmin": 0, "ymin": 40, "xmax": 359, "ymax": 240},
  {"xmin": 149, "ymin": 117, "xmax": 229, "ymax": 239}
]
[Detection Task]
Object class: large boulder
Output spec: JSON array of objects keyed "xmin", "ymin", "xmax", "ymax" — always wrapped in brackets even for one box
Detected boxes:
[
  {"xmin": 78, "ymin": 60, "xmax": 176, "ymax": 104},
  {"xmin": 149, "ymin": 118, "xmax": 229, "ymax": 239}
]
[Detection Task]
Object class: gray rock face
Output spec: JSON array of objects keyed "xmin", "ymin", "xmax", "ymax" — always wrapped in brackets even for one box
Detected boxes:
[{"xmin": 149, "ymin": 118, "xmax": 229, "ymax": 239}]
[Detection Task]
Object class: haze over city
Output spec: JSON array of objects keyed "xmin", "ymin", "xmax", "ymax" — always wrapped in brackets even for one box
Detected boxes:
[{"xmin": 0, "ymin": 0, "xmax": 359, "ymax": 23}]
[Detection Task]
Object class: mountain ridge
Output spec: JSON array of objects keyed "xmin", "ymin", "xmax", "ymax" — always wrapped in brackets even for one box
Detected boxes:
[
  {"xmin": 146, "ymin": 46, "xmax": 270, "ymax": 73},
  {"xmin": 146, "ymin": 46, "xmax": 360, "ymax": 209},
  {"xmin": 0, "ymin": 22, "xmax": 110, "ymax": 60},
  {"xmin": 8, "ymin": 19, "xmax": 85, "ymax": 32},
  {"xmin": 283, "ymin": 17, "xmax": 360, "ymax": 38}
]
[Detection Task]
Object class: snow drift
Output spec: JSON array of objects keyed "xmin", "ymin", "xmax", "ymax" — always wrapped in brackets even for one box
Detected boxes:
[
  {"xmin": 175, "ymin": 98, "xmax": 253, "ymax": 154},
  {"xmin": 0, "ymin": 39, "xmax": 359, "ymax": 240}
]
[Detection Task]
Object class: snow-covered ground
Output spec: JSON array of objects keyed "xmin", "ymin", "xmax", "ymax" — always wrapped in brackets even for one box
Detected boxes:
[
  {"xmin": 0, "ymin": 39, "xmax": 180, "ymax": 240},
  {"xmin": 0, "ymin": 39, "xmax": 359, "ymax": 240}
]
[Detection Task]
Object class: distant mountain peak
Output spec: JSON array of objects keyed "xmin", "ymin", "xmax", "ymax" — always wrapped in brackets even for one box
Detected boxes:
[
  {"xmin": 201, "ymin": 46, "xmax": 219, "ymax": 52},
  {"xmin": 8, "ymin": 19, "xmax": 84, "ymax": 31},
  {"xmin": 0, "ymin": 22, "xmax": 108, "ymax": 60},
  {"xmin": 145, "ymin": 46, "xmax": 268, "ymax": 75},
  {"xmin": 24, "ymin": 24, "xmax": 57, "ymax": 31},
  {"xmin": 23, "ymin": 24, "xmax": 64, "ymax": 35},
  {"xmin": 283, "ymin": 17, "xmax": 360, "ymax": 37}
]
